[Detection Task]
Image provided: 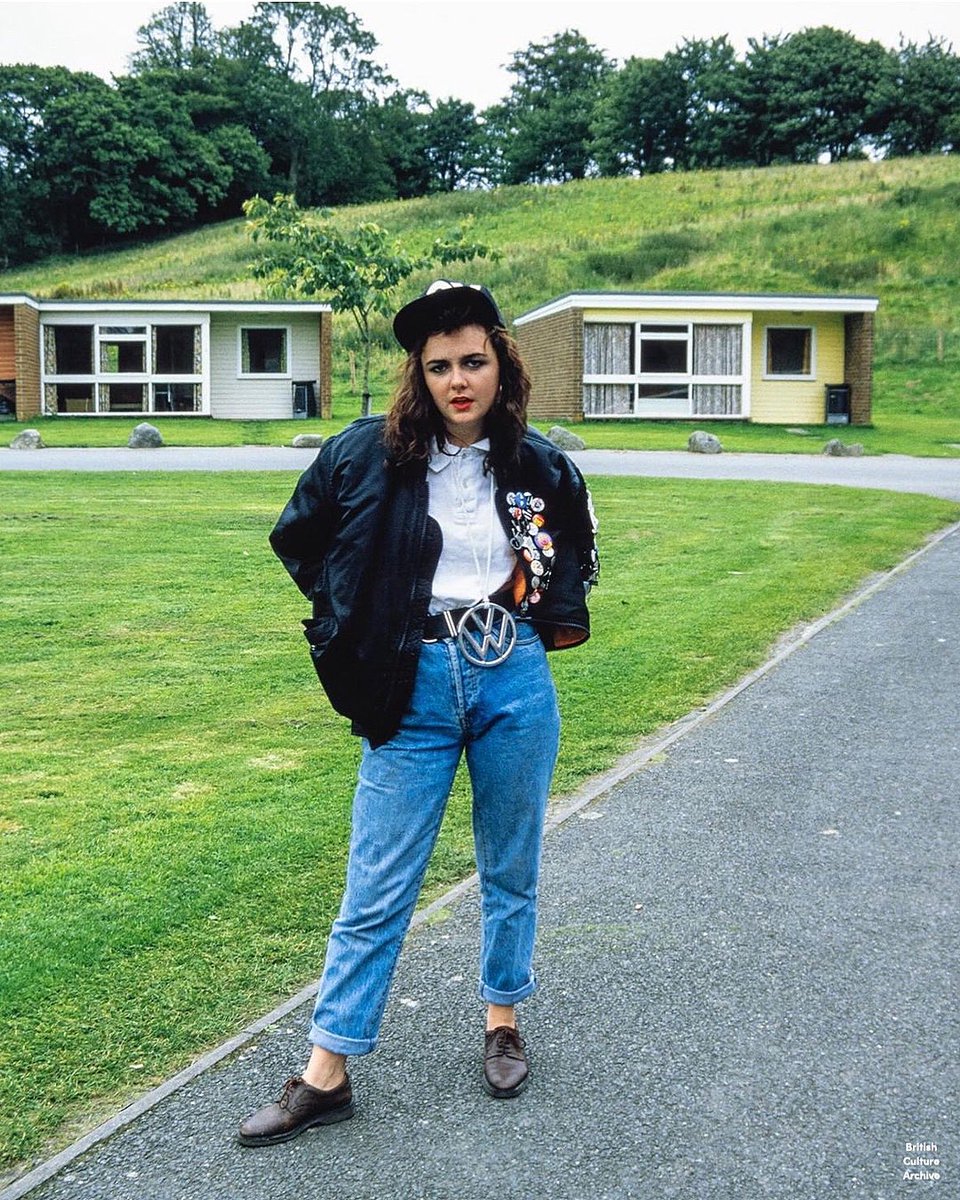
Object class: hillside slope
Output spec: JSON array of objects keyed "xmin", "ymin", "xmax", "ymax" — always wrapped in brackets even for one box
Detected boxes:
[{"xmin": 1, "ymin": 156, "xmax": 958, "ymax": 353}]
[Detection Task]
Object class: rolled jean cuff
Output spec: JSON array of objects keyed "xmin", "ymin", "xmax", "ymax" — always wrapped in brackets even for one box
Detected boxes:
[
  {"xmin": 309, "ymin": 1023, "xmax": 377, "ymax": 1057},
  {"xmin": 478, "ymin": 976, "xmax": 537, "ymax": 1006}
]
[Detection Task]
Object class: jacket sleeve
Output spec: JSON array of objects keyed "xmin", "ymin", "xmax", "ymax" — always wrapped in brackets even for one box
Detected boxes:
[
  {"xmin": 565, "ymin": 457, "xmax": 600, "ymax": 589},
  {"xmin": 269, "ymin": 448, "xmax": 337, "ymax": 600}
]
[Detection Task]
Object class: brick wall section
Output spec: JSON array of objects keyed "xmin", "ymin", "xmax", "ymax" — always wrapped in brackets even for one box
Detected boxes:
[
  {"xmin": 319, "ymin": 313, "xmax": 332, "ymax": 418},
  {"xmin": 844, "ymin": 312, "xmax": 874, "ymax": 425},
  {"xmin": 14, "ymin": 302, "xmax": 41, "ymax": 421},
  {"xmin": 515, "ymin": 307, "xmax": 584, "ymax": 423}
]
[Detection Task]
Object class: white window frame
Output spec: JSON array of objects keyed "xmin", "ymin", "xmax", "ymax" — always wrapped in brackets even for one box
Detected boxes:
[
  {"xmin": 763, "ymin": 325, "xmax": 817, "ymax": 381},
  {"xmin": 237, "ymin": 325, "xmax": 292, "ymax": 379},
  {"xmin": 96, "ymin": 325, "xmax": 148, "ymax": 376},
  {"xmin": 41, "ymin": 315, "xmax": 209, "ymax": 415},
  {"xmin": 582, "ymin": 318, "xmax": 748, "ymax": 418}
]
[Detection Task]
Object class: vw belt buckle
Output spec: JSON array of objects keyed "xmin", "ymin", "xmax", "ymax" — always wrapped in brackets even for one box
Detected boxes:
[{"xmin": 457, "ymin": 602, "xmax": 517, "ymax": 668}]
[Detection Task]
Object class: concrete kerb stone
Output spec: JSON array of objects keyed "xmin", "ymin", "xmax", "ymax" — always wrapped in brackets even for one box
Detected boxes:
[{"xmin": 3, "ymin": 516, "xmax": 959, "ymax": 1200}]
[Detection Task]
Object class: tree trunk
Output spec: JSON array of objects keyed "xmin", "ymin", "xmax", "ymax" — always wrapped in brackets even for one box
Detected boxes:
[{"xmin": 360, "ymin": 314, "xmax": 372, "ymax": 417}]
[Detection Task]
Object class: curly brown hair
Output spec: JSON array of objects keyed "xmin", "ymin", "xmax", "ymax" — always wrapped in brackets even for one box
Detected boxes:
[{"xmin": 384, "ymin": 301, "xmax": 529, "ymax": 472}]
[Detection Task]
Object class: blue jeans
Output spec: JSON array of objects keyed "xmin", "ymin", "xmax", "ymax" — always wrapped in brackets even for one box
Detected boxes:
[{"xmin": 309, "ymin": 622, "xmax": 560, "ymax": 1056}]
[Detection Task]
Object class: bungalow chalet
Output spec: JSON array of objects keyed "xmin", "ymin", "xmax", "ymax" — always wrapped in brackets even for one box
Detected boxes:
[
  {"xmin": 513, "ymin": 292, "xmax": 878, "ymax": 425},
  {"xmin": 0, "ymin": 295, "xmax": 333, "ymax": 421}
]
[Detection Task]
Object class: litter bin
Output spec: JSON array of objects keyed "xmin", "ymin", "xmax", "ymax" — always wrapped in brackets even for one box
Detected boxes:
[
  {"xmin": 292, "ymin": 380, "xmax": 318, "ymax": 419},
  {"xmin": 825, "ymin": 384, "xmax": 851, "ymax": 425}
]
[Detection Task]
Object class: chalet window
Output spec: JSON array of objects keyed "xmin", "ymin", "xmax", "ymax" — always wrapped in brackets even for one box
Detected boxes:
[
  {"xmin": 51, "ymin": 384, "xmax": 95, "ymax": 413},
  {"xmin": 154, "ymin": 383, "xmax": 201, "ymax": 412},
  {"xmin": 584, "ymin": 323, "xmax": 632, "ymax": 374},
  {"xmin": 765, "ymin": 327, "xmax": 813, "ymax": 377},
  {"xmin": 583, "ymin": 319, "xmax": 744, "ymax": 418},
  {"xmin": 240, "ymin": 327, "xmax": 288, "ymax": 375},
  {"xmin": 100, "ymin": 339, "xmax": 146, "ymax": 373},
  {"xmin": 98, "ymin": 383, "xmax": 146, "ymax": 413},
  {"xmin": 638, "ymin": 324, "xmax": 689, "ymax": 374},
  {"xmin": 47, "ymin": 325, "xmax": 94, "ymax": 375},
  {"xmin": 154, "ymin": 325, "xmax": 200, "ymax": 374},
  {"xmin": 42, "ymin": 319, "xmax": 205, "ymax": 415}
]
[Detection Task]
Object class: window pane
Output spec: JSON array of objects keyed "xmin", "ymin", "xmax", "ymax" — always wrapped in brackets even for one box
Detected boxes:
[
  {"xmin": 637, "ymin": 383, "xmax": 689, "ymax": 400},
  {"xmin": 54, "ymin": 384, "xmax": 95, "ymax": 413},
  {"xmin": 692, "ymin": 384, "xmax": 742, "ymax": 415},
  {"xmin": 767, "ymin": 328, "xmax": 811, "ymax": 375},
  {"xmin": 154, "ymin": 383, "xmax": 200, "ymax": 412},
  {"xmin": 100, "ymin": 326, "xmax": 146, "ymax": 335},
  {"xmin": 640, "ymin": 323, "xmax": 686, "ymax": 334},
  {"xmin": 99, "ymin": 383, "xmax": 145, "ymax": 412},
  {"xmin": 584, "ymin": 324, "xmax": 632, "ymax": 374},
  {"xmin": 100, "ymin": 341, "xmax": 146, "ymax": 373},
  {"xmin": 693, "ymin": 325, "xmax": 742, "ymax": 376},
  {"xmin": 50, "ymin": 326, "xmax": 94, "ymax": 374},
  {"xmin": 155, "ymin": 326, "xmax": 199, "ymax": 374},
  {"xmin": 242, "ymin": 328, "xmax": 287, "ymax": 374},
  {"xmin": 640, "ymin": 339, "xmax": 687, "ymax": 374},
  {"xmin": 583, "ymin": 383, "xmax": 633, "ymax": 415}
]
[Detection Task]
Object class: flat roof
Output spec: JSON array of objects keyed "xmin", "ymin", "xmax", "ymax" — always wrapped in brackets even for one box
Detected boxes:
[
  {"xmin": 0, "ymin": 293, "xmax": 331, "ymax": 314},
  {"xmin": 514, "ymin": 291, "xmax": 880, "ymax": 324}
]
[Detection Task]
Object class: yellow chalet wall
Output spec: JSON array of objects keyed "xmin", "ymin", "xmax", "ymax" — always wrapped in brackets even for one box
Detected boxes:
[{"xmin": 750, "ymin": 312, "xmax": 845, "ymax": 425}]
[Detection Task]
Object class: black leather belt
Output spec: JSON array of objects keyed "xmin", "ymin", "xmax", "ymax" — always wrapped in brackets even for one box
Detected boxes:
[{"xmin": 423, "ymin": 587, "xmax": 515, "ymax": 641}]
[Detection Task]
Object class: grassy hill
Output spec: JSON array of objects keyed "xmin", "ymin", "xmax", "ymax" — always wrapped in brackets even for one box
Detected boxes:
[{"xmin": 2, "ymin": 155, "xmax": 959, "ymax": 449}]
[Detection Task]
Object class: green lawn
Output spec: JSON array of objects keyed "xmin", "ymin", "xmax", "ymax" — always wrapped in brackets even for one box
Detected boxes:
[{"xmin": 0, "ymin": 471, "xmax": 957, "ymax": 1172}]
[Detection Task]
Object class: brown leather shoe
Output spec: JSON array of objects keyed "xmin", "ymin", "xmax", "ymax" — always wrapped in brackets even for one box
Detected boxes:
[
  {"xmin": 483, "ymin": 1025, "xmax": 529, "ymax": 1098},
  {"xmin": 238, "ymin": 1075, "xmax": 355, "ymax": 1146}
]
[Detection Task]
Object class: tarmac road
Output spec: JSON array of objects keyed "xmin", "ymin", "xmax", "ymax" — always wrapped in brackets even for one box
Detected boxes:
[
  {"xmin": 2, "ymin": 444, "xmax": 960, "ymax": 501},
  {"xmin": 2, "ymin": 448, "xmax": 958, "ymax": 1200}
]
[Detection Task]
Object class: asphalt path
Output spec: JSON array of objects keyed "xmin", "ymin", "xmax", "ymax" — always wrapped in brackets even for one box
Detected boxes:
[
  {"xmin": 3, "ymin": 444, "xmax": 960, "ymax": 501},
  {"xmin": 4, "ymin": 497, "xmax": 957, "ymax": 1197}
]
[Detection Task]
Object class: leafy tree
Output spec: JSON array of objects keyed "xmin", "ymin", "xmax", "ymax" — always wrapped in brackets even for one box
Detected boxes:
[
  {"xmin": 494, "ymin": 30, "xmax": 612, "ymax": 184},
  {"xmin": 590, "ymin": 57, "xmax": 687, "ymax": 175},
  {"xmin": 244, "ymin": 193, "xmax": 494, "ymax": 414},
  {"xmin": 248, "ymin": 1, "xmax": 391, "ymax": 109},
  {"xmin": 362, "ymin": 89, "xmax": 433, "ymax": 199},
  {"xmin": 748, "ymin": 27, "xmax": 893, "ymax": 162},
  {"xmin": 877, "ymin": 37, "xmax": 960, "ymax": 155},
  {"xmin": 217, "ymin": 3, "xmax": 401, "ymax": 203},
  {"xmin": 0, "ymin": 66, "xmax": 109, "ymax": 260},
  {"xmin": 722, "ymin": 34, "xmax": 786, "ymax": 166},
  {"xmin": 663, "ymin": 37, "xmax": 740, "ymax": 168},
  {"xmin": 130, "ymin": 1, "xmax": 218, "ymax": 71},
  {"xmin": 423, "ymin": 98, "xmax": 482, "ymax": 191}
]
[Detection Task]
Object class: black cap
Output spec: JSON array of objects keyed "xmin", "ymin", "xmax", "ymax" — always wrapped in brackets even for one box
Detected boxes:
[{"xmin": 392, "ymin": 281, "xmax": 506, "ymax": 351}]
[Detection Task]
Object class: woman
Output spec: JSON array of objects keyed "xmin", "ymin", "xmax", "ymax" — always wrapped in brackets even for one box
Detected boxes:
[{"xmin": 239, "ymin": 281, "xmax": 599, "ymax": 1147}]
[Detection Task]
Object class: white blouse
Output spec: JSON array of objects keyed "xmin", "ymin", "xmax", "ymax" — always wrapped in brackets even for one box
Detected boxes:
[{"xmin": 427, "ymin": 439, "xmax": 516, "ymax": 614}]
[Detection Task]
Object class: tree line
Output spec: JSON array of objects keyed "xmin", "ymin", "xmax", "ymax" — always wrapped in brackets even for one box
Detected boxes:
[{"xmin": 2, "ymin": 1, "xmax": 959, "ymax": 267}]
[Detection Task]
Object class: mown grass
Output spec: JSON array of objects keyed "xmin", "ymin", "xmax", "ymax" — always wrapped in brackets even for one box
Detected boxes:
[{"xmin": 1, "ymin": 470, "xmax": 957, "ymax": 1171}]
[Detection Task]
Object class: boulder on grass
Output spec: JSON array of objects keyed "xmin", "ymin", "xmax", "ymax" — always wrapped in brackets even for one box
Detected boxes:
[
  {"xmin": 546, "ymin": 426, "xmax": 586, "ymax": 452},
  {"xmin": 687, "ymin": 430, "xmax": 722, "ymax": 454},
  {"xmin": 822, "ymin": 439, "xmax": 864, "ymax": 457},
  {"xmin": 10, "ymin": 429, "xmax": 45, "ymax": 450},
  {"xmin": 292, "ymin": 433, "xmax": 325, "ymax": 449},
  {"xmin": 128, "ymin": 422, "xmax": 164, "ymax": 448}
]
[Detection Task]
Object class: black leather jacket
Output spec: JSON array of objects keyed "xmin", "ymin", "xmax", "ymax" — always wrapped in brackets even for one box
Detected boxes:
[{"xmin": 270, "ymin": 415, "xmax": 599, "ymax": 746}]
